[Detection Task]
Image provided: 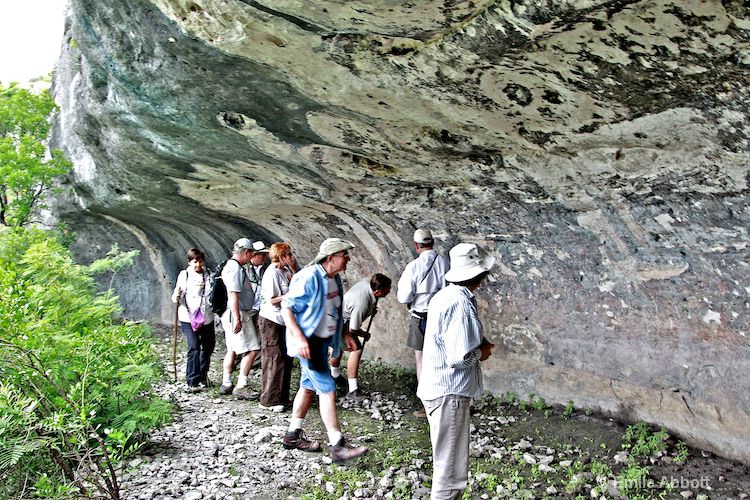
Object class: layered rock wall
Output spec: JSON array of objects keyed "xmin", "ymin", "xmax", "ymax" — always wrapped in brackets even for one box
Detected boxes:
[{"xmin": 50, "ymin": 0, "xmax": 749, "ymax": 461}]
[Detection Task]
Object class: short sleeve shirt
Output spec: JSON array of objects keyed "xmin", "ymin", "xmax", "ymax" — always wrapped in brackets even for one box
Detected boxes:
[
  {"xmin": 222, "ymin": 259, "xmax": 255, "ymax": 311},
  {"xmin": 343, "ymin": 279, "xmax": 376, "ymax": 331}
]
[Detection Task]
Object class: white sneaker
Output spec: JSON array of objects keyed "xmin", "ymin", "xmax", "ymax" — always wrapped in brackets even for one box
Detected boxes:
[{"xmin": 258, "ymin": 403, "xmax": 284, "ymax": 413}]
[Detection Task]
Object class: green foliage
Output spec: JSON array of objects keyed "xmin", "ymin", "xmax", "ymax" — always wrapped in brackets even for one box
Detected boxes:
[
  {"xmin": 53, "ymin": 222, "xmax": 76, "ymax": 249},
  {"xmin": 589, "ymin": 460, "xmax": 612, "ymax": 478},
  {"xmin": 621, "ymin": 422, "xmax": 669, "ymax": 459},
  {"xmin": 301, "ymin": 466, "xmax": 373, "ymax": 499},
  {"xmin": 528, "ymin": 393, "xmax": 548, "ymax": 412},
  {"xmin": 563, "ymin": 400, "xmax": 575, "ymax": 419},
  {"xmin": 0, "ymin": 228, "xmax": 171, "ymax": 498},
  {"xmin": 616, "ymin": 464, "xmax": 651, "ymax": 497},
  {"xmin": 86, "ymin": 243, "xmax": 140, "ymax": 290},
  {"xmin": 0, "ymin": 84, "xmax": 71, "ymax": 227},
  {"xmin": 673, "ymin": 441, "xmax": 688, "ymax": 464}
]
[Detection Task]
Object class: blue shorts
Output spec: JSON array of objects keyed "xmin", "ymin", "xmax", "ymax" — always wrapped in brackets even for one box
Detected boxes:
[{"xmin": 299, "ymin": 335, "xmax": 336, "ymax": 394}]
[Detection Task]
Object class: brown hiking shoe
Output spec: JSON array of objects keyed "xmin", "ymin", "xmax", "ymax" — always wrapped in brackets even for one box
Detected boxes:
[
  {"xmin": 282, "ymin": 429, "xmax": 322, "ymax": 452},
  {"xmin": 232, "ymin": 386, "xmax": 259, "ymax": 400},
  {"xmin": 330, "ymin": 437, "xmax": 368, "ymax": 464}
]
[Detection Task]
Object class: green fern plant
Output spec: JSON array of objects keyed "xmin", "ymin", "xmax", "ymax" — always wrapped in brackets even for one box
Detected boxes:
[{"xmin": 0, "ymin": 228, "xmax": 171, "ymax": 499}]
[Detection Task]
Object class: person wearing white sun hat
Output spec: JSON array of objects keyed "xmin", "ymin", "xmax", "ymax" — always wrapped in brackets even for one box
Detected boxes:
[{"xmin": 417, "ymin": 242, "xmax": 496, "ymax": 499}]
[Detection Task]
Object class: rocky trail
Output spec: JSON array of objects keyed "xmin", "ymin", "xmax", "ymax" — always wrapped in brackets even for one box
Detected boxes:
[{"xmin": 119, "ymin": 329, "xmax": 750, "ymax": 499}]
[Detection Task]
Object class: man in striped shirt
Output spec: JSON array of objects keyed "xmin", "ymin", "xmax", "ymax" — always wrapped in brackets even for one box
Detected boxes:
[{"xmin": 417, "ymin": 243, "xmax": 496, "ymax": 499}]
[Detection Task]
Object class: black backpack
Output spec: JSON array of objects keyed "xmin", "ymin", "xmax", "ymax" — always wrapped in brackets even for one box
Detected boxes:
[{"xmin": 208, "ymin": 258, "xmax": 237, "ymax": 316}]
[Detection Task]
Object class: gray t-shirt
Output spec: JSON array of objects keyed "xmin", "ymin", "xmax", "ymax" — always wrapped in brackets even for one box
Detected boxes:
[
  {"xmin": 343, "ymin": 278, "xmax": 377, "ymax": 331},
  {"xmin": 222, "ymin": 259, "xmax": 255, "ymax": 311}
]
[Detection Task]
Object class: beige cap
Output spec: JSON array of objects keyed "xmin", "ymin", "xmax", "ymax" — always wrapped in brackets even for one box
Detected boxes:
[
  {"xmin": 252, "ymin": 240, "xmax": 269, "ymax": 253},
  {"xmin": 312, "ymin": 238, "xmax": 355, "ymax": 264}
]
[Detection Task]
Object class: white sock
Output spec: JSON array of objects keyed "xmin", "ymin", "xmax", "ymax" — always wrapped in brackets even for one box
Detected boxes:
[
  {"xmin": 288, "ymin": 417, "xmax": 304, "ymax": 432},
  {"xmin": 236, "ymin": 374, "xmax": 248, "ymax": 389},
  {"xmin": 327, "ymin": 430, "xmax": 343, "ymax": 446},
  {"xmin": 348, "ymin": 378, "xmax": 358, "ymax": 393},
  {"xmin": 330, "ymin": 366, "xmax": 341, "ymax": 378},
  {"xmin": 222, "ymin": 373, "xmax": 232, "ymax": 386}
]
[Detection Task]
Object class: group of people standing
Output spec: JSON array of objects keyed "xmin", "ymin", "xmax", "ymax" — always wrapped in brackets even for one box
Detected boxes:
[{"xmin": 171, "ymin": 229, "xmax": 496, "ymax": 497}]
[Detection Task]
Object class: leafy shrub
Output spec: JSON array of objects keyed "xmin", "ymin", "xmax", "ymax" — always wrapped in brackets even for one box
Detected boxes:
[
  {"xmin": 616, "ymin": 464, "xmax": 651, "ymax": 497},
  {"xmin": 563, "ymin": 400, "xmax": 575, "ymax": 419},
  {"xmin": 673, "ymin": 441, "xmax": 688, "ymax": 464},
  {"xmin": 621, "ymin": 422, "xmax": 669, "ymax": 459},
  {"xmin": 0, "ymin": 228, "xmax": 171, "ymax": 498}
]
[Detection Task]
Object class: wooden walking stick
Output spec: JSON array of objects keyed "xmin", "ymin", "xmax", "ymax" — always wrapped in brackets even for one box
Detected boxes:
[{"xmin": 172, "ymin": 293, "xmax": 180, "ymax": 383}]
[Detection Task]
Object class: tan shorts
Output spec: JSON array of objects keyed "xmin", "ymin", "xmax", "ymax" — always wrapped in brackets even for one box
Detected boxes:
[{"xmin": 221, "ymin": 309, "xmax": 260, "ymax": 355}]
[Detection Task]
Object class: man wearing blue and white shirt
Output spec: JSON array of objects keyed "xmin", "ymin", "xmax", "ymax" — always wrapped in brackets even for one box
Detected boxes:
[
  {"xmin": 281, "ymin": 238, "xmax": 368, "ymax": 464},
  {"xmin": 417, "ymin": 243, "xmax": 496, "ymax": 499}
]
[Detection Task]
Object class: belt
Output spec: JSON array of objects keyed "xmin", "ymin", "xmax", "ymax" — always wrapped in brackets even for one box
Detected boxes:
[{"xmin": 411, "ymin": 311, "xmax": 428, "ymax": 319}]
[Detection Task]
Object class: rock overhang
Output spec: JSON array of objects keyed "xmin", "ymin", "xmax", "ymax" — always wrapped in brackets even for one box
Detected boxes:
[{"xmin": 50, "ymin": 0, "xmax": 750, "ymax": 461}]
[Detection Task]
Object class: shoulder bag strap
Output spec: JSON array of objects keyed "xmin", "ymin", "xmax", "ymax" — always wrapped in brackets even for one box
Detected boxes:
[{"xmin": 417, "ymin": 253, "xmax": 438, "ymax": 286}]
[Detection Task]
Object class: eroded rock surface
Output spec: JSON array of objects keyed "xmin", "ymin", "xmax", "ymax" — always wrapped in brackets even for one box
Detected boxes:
[{"xmin": 50, "ymin": 0, "xmax": 749, "ymax": 461}]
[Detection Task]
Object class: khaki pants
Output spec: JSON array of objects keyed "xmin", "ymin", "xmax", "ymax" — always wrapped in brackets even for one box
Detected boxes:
[{"xmin": 423, "ymin": 395, "xmax": 471, "ymax": 500}]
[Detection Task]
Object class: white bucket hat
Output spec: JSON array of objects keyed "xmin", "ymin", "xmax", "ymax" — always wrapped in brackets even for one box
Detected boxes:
[{"xmin": 444, "ymin": 243, "xmax": 495, "ymax": 283}]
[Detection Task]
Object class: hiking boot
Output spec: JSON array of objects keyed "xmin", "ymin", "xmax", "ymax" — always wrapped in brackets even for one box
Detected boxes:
[
  {"xmin": 413, "ymin": 408, "xmax": 427, "ymax": 418},
  {"xmin": 345, "ymin": 389, "xmax": 365, "ymax": 401},
  {"xmin": 232, "ymin": 386, "xmax": 259, "ymax": 400},
  {"xmin": 186, "ymin": 385, "xmax": 204, "ymax": 393},
  {"xmin": 219, "ymin": 383, "xmax": 234, "ymax": 395},
  {"xmin": 330, "ymin": 437, "xmax": 368, "ymax": 464},
  {"xmin": 282, "ymin": 429, "xmax": 322, "ymax": 452}
]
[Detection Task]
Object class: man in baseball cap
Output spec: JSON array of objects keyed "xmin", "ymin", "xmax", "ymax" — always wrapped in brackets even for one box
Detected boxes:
[
  {"xmin": 396, "ymin": 228, "xmax": 450, "ymax": 416},
  {"xmin": 218, "ymin": 238, "xmax": 261, "ymax": 399}
]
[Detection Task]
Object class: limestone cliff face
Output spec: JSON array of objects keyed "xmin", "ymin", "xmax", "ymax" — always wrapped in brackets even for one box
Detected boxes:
[{"xmin": 51, "ymin": 0, "xmax": 749, "ymax": 461}]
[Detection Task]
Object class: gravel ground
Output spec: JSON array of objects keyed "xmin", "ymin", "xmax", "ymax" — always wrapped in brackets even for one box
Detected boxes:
[{"xmin": 119, "ymin": 327, "xmax": 750, "ymax": 499}]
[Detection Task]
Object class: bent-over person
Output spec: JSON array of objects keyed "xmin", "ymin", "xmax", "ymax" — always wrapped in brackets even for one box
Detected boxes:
[{"xmin": 330, "ymin": 273, "xmax": 392, "ymax": 400}]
